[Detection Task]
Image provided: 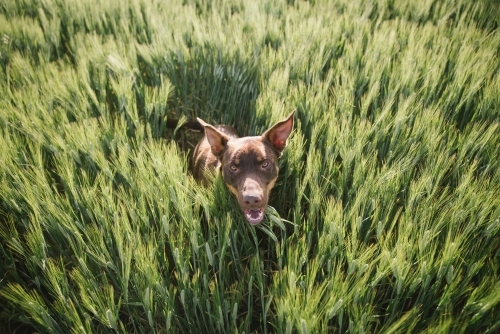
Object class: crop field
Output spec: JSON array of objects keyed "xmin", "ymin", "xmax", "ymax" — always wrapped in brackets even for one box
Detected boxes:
[{"xmin": 1, "ymin": 0, "xmax": 499, "ymax": 332}]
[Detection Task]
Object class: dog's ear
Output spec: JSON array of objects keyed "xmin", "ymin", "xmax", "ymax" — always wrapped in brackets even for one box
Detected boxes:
[
  {"xmin": 262, "ymin": 110, "xmax": 295, "ymax": 154},
  {"xmin": 197, "ymin": 118, "xmax": 230, "ymax": 157}
]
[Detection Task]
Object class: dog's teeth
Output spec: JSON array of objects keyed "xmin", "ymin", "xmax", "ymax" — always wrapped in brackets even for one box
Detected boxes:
[{"xmin": 245, "ymin": 209, "xmax": 264, "ymax": 224}]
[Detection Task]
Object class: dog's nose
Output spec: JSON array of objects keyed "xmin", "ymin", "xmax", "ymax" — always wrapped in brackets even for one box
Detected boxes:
[
  {"xmin": 243, "ymin": 194, "xmax": 262, "ymax": 206},
  {"xmin": 242, "ymin": 178, "xmax": 264, "ymax": 206}
]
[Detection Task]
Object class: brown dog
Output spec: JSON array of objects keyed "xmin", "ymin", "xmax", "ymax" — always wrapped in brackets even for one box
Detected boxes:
[{"xmin": 192, "ymin": 111, "xmax": 295, "ymax": 224}]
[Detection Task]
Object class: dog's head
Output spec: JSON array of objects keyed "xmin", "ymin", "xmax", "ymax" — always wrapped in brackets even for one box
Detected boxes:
[{"xmin": 198, "ymin": 111, "xmax": 294, "ymax": 224}]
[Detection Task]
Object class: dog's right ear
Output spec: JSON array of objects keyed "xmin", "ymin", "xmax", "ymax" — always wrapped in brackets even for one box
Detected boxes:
[{"xmin": 197, "ymin": 118, "xmax": 229, "ymax": 157}]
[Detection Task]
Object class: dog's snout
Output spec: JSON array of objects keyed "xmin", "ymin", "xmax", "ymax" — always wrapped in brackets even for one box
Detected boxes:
[
  {"xmin": 243, "ymin": 193, "xmax": 262, "ymax": 206},
  {"xmin": 242, "ymin": 178, "xmax": 264, "ymax": 207}
]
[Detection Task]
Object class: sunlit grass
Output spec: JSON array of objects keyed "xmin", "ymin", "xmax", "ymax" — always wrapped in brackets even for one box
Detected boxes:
[{"xmin": 1, "ymin": 0, "xmax": 499, "ymax": 332}]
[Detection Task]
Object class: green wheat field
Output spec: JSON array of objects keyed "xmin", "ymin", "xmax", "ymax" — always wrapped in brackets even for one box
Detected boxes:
[{"xmin": 1, "ymin": 0, "xmax": 499, "ymax": 332}]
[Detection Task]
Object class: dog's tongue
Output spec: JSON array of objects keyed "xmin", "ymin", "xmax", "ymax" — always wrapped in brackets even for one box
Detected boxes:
[{"xmin": 245, "ymin": 208, "xmax": 264, "ymax": 224}]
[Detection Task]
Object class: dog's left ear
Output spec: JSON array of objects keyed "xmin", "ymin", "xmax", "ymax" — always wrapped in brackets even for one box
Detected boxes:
[{"xmin": 262, "ymin": 110, "xmax": 295, "ymax": 154}]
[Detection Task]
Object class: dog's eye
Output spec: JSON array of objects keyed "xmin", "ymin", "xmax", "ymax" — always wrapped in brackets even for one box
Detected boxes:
[
  {"xmin": 261, "ymin": 160, "xmax": 270, "ymax": 168},
  {"xmin": 229, "ymin": 164, "xmax": 238, "ymax": 172}
]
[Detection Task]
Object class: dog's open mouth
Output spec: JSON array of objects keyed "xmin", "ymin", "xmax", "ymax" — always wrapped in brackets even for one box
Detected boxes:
[{"xmin": 244, "ymin": 208, "xmax": 264, "ymax": 224}]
